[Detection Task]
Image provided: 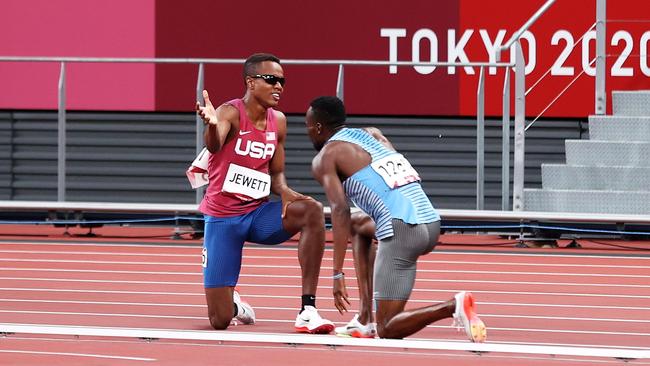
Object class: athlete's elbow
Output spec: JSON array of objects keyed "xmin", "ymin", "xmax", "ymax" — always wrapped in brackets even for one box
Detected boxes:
[
  {"xmin": 330, "ymin": 204, "xmax": 350, "ymax": 217},
  {"xmin": 205, "ymin": 143, "xmax": 221, "ymax": 154}
]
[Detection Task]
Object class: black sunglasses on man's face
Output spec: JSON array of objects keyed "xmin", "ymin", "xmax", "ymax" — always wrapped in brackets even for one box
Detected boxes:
[{"xmin": 250, "ymin": 74, "xmax": 286, "ymax": 87}]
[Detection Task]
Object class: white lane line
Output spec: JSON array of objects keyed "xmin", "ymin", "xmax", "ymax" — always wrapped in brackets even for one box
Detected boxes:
[
  {"xmin": 2, "ymin": 251, "xmax": 649, "ymax": 268},
  {"xmin": 0, "ymin": 249, "xmax": 196, "ymax": 257},
  {"xmin": 233, "ymin": 284, "xmax": 650, "ymax": 299},
  {"xmin": 2, "ymin": 286, "xmax": 650, "ymax": 299},
  {"xmin": 0, "ymin": 241, "xmax": 196, "ymax": 249},
  {"xmin": 435, "ymin": 251, "xmax": 650, "ymax": 260},
  {"xmin": 0, "ymin": 277, "xmax": 199, "ymax": 286},
  {"xmin": 1, "ymin": 312, "xmax": 648, "ymax": 338},
  {"xmin": 0, "ymin": 288, "xmax": 203, "ymax": 296},
  {"xmin": 0, "ymin": 299, "xmax": 204, "ymax": 307},
  {"xmin": 2, "ymin": 276, "xmax": 649, "ymax": 290},
  {"xmin": 5, "ymin": 337, "xmax": 626, "ymax": 365},
  {"xmin": 10, "ymin": 332, "xmax": 650, "ymax": 352},
  {"xmin": 0, "ymin": 349, "xmax": 155, "ymax": 361},
  {"xmin": 1, "ymin": 306, "xmax": 648, "ymax": 325},
  {"xmin": 0, "ymin": 267, "xmax": 201, "ymax": 276},
  {"xmin": 1, "ymin": 323, "xmax": 648, "ymax": 359},
  {"xmin": 3, "ymin": 297, "xmax": 648, "ymax": 311},
  {"xmin": 0, "ymin": 246, "xmax": 648, "ymax": 266},
  {"xmin": 2, "ymin": 266, "xmax": 649, "ymax": 279},
  {"xmin": 244, "ymin": 253, "xmax": 650, "ymax": 263},
  {"xmin": 1, "ymin": 241, "xmax": 649, "ymax": 261},
  {"xmin": 482, "ymin": 313, "xmax": 650, "ymax": 323},
  {"xmin": 0, "ymin": 309, "xmax": 205, "ymax": 320},
  {"xmin": 2, "ymin": 258, "xmax": 649, "ymax": 275},
  {"xmin": 419, "ymin": 260, "xmax": 650, "ymax": 269},
  {"xmin": 0, "ymin": 258, "xmax": 196, "ymax": 266}
]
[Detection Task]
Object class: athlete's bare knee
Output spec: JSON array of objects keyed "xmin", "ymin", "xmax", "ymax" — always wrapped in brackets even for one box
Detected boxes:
[
  {"xmin": 209, "ymin": 315, "xmax": 231, "ymax": 330},
  {"xmin": 302, "ymin": 199, "xmax": 324, "ymax": 223},
  {"xmin": 376, "ymin": 325, "xmax": 402, "ymax": 339}
]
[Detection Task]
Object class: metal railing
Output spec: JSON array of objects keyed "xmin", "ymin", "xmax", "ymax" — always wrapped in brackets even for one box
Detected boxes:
[
  {"xmin": 1, "ymin": 0, "xmax": 616, "ymax": 213},
  {"xmin": 0, "ymin": 56, "xmax": 514, "ymax": 208},
  {"xmin": 494, "ymin": 0, "xmax": 610, "ymax": 211},
  {"xmin": 493, "ymin": 0, "xmax": 557, "ymax": 211}
]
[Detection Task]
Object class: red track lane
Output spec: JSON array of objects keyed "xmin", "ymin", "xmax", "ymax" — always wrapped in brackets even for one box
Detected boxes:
[
  {"xmin": 3, "ymin": 335, "xmax": 632, "ymax": 366},
  {"xmin": 1, "ymin": 237, "xmax": 649, "ymax": 365}
]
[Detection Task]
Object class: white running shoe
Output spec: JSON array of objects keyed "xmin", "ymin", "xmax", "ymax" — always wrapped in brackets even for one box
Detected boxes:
[
  {"xmin": 335, "ymin": 314, "xmax": 376, "ymax": 338},
  {"xmin": 294, "ymin": 306, "xmax": 334, "ymax": 334},
  {"xmin": 232, "ymin": 289, "xmax": 256, "ymax": 325},
  {"xmin": 452, "ymin": 291, "xmax": 486, "ymax": 342}
]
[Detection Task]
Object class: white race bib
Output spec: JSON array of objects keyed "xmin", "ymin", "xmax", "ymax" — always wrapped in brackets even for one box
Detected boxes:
[
  {"xmin": 371, "ymin": 154, "xmax": 421, "ymax": 189},
  {"xmin": 222, "ymin": 163, "xmax": 271, "ymax": 200}
]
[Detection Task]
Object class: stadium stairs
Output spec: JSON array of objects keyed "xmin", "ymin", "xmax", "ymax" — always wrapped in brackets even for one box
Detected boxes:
[{"xmin": 525, "ymin": 90, "xmax": 650, "ymax": 215}]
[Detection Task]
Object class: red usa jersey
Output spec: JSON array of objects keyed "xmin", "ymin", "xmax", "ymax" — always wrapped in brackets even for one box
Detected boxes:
[{"xmin": 199, "ymin": 98, "xmax": 279, "ymax": 217}]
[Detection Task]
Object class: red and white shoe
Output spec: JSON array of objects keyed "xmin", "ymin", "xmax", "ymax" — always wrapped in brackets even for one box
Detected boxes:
[
  {"xmin": 452, "ymin": 291, "xmax": 487, "ymax": 342},
  {"xmin": 294, "ymin": 306, "xmax": 334, "ymax": 334},
  {"xmin": 335, "ymin": 314, "xmax": 376, "ymax": 338}
]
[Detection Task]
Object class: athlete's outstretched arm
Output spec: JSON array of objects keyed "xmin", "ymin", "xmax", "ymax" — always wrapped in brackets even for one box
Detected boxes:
[
  {"xmin": 312, "ymin": 146, "xmax": 352, "ymax": 314},
  {"xmin": 196, "ymin": 90, "xmax": 236, "ymax": 153}
]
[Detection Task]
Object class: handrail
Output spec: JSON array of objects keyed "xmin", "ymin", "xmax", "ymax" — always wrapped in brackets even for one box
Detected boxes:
[
  {"xmin": 0, "ymin": 55, "xmax": 514, "ymax": 208},
  {"xmin": 496, "ymin": 0, "xmax": 557, "ymax": 61},
  {"xmin": 0, "ymin": 56, "xmax": 513, "ymax": 67}
]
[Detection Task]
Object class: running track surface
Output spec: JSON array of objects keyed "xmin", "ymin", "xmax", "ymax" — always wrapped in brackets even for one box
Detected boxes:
[{"xmin": 0, "ymin": 226, "xmax": 649, "ymax": 365}]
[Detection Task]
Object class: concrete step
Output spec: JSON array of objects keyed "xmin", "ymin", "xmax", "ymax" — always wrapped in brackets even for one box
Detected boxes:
[
  {"xmin": 542, "ymin": 164, "xmax": 650, "ymax": 191},
  {"xmin": 524, "ymin": 189, "xmax": 650, "ymax": 215},
  {"xmin": 565, "ymin": 140, "xmax": 650, "ymax": 167},
  {"xmin": 613, "ymin": 90, "xmax": 650, "ymax": 116},
  {"xmin": 588, "ymin": 116, "xmax": 650, "ymax": 142}
]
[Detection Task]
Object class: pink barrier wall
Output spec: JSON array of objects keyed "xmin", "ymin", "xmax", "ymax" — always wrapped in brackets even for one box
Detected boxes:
[
  {"xmin": 1, "ymin": 0, "xmax": 649, "ymax": 116},
  {"xmin": 0, "ymin": 0, "xmax": 155, "ymax": 111}
]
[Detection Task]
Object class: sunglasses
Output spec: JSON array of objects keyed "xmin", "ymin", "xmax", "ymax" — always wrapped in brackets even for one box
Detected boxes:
[{"xmin": 250, "ymin": 74, "xmax": 286, "ymax": 87}]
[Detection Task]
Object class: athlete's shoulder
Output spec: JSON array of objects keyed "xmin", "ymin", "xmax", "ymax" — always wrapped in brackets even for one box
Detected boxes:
[
  {"xmin": 270, "ymin": 108, "xmax": 286, "ymax": 122},
  {"xmin": 216, "ymin": 100, "xmax": 240, "ymax": 119},
  {"xmin": 362, "ymin": 126, "xmax": 395, "ymax": 151}
]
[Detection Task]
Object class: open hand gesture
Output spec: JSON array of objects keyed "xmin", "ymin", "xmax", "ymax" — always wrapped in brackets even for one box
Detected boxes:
[{"xmin": 196, "ymin": 90, "xmax": 217, "ymax": 125}]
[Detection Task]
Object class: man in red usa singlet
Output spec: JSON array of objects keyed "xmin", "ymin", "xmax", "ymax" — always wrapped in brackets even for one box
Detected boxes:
[{"xmin": 195, "ymin": 53, "xmax": 334, "ymax": 334}]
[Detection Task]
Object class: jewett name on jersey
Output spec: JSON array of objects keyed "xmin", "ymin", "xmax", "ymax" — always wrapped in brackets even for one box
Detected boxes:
[
  {"xmin": 234, "ymin": 136, "xmax": 276, "ymax": 160},
  {"xmin": 226, "ymin": 169, "xmax": 269, "ymax": 192}
]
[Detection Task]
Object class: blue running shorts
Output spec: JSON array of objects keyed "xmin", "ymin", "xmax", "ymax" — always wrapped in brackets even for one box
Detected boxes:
[{"xmin": 202, "ymin": 200, "xmax": 294, "ymax": 288}]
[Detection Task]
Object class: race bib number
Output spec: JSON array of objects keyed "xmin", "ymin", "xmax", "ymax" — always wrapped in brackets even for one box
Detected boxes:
[
  {"xmin": 202, "ymin": 247, "xmax": 207, "ymax": 268},
  {"xmin": 222, "ymin": 163, "xmax": 271, "ymax": 200},
  {"xmin": 371, "ymin": 154, "xmax": 421, "ymax": 189}
]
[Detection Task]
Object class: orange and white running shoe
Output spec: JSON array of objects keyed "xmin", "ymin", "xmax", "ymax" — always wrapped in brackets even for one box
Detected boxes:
[
  {"xmin": 452, "ymin": 291, "xmax": 487, "ymax": 342},
  {"xmin": 335, "ymin": 314, "xmax": 376, "ymax": 338},
  {"xmin": 294, "ymin": 306, "xmax": 334, "ymax": 334}
]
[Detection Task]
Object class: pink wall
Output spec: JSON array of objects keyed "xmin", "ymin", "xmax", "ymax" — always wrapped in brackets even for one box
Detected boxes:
[
  {"xmin": 0, "ymin": 0, "xmax": 155, "ymax": 111},
  {"xmin": 1, "ymin": 0, "xmax": 649, "ymax": 116}
]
